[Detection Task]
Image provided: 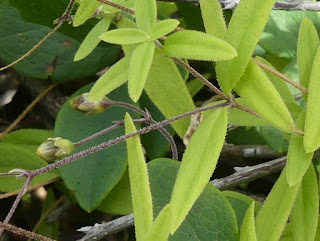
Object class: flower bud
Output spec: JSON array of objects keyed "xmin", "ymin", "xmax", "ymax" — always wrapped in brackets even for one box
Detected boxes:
[
  {"xmin": 69, "ymin": 93, "xmax": 111, "ymax": 115},
  {"xmin": 36, "ymin": 137, "xmax": 74, "ymax": 161}
]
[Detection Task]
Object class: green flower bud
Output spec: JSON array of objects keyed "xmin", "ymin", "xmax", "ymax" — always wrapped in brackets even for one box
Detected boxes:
[
  {"xmin": 69, "ymin": 93, "xmax": 111, "ymax": 115},
  {"xmin": 36, "ymin": 137, "xmax": 74, "ymax": 161}
]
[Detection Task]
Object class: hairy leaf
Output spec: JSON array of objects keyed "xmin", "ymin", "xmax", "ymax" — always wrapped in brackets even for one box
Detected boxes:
[
  {"xmin": 100, "ymin": 28, "xmax": 149, "ymax": 45},
  {"xmin": 73, "ymin": 0, "xmax": 101, "ymax": 27},
  {"xmin": 135, "ymin": 0, "xmax": 156, "ymax": 33},
  {"xmin": 150, "ymin": 19, "xmax": 180, "ymax": 40},
  {"xmin": 240, "ymin": 202, "xmax": 257, "ymax": 241}
]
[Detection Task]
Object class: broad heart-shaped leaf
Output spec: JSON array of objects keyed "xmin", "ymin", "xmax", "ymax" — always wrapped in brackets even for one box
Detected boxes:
[
  {"xmin": 144, "ymin": 204, "xmax": 172, "ymax": 241},
  {"xmin": 0, "ymin": 1, "xmax": 120, "ymax": 81},
  {"xmin": 73, "ymin": 0, "xmax": 101, "ymax": 27},
  {"xmin": 163, "ymin": 30, "xmax": 237, "ymax": 61},
  {"xmin": 216, "ymin": 0, "xmax": 276, "ymax": 94},
  {"xmin": 199, "ymin": 0, "xmax": 226, "ymax": 38},
  {"xmin": 135, "ymin": 0, "xmax": 156, "ymax": 33},
  {"xmin": 170, "ymin": 108, "xmax": 227, "ymax": 233},
  {"xmin": 286, "ymin": 112, "xmax": 314, "ymax": 186},
  {"xmin": 54, "ymin": 84, "xmax": 140, "ymax": 212},
  {"xmin": 74, "ymin": 17, "xmax": 112, "ymax": 61},
  {"xmin": 297, "ymin": 17, "xmax": 319, "ymax": 101},
  {"xmin": 290, "ymin": 165, "xmax": 319, "ymax": 241},
  {"xmin": 128, "ymin": 41, "xmax": 155, "ymax": 102},
  {"xmin": 255, "ymin": 167, "xmax": 301, "ymax": 241},
  {"xmin": 150, "ymin": 19, "xmax": 180, "ymax": 40},
  {"xmin": 148, "ymin": 158, "xmax": 238, "ymax": 241},
  {"xmin": 234, "ymin": 59, "xmax": 295, "ymax": 133},
  {"xmin": 100, "ymin": 28, "xmax": 149, "ymax": 45},
  {"xmin": 304, "ymin": 46, "xmax": 320, "ymax": 153},
  {"xmin": 144, "ymin": 52, "xmax": 195, "ymax": 138},
  {"xmin": 125, "ymin": 113, "xmax": 153, "ymax": 241},
  {"xmin": 88, "ymin": 56, "xmax": 130, "ymax": 101},
  {"xmin": 0, "ymin": 129, "xmax": 59, "ymax": 192},
  {"xmin": 240, "ymin": 203, "xmax": 257, "ymax": 241}
]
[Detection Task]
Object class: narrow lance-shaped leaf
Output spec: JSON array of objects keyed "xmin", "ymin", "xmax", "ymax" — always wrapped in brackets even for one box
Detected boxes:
[
  {"xmin": 216, "ymin": 0, "xmax": 276, "ymax": 94},
  {"xmin": 290, "ymin": 164, "xmax": 319, "ymax": 241},
  {"xmin": 297, "ymin": 17, "xmax": 319, "ymax": 101},
  {"xmin": 128, "ymin": 41, "xmax": 155, "ymax": 102},
  {"xmin": 199, "ymin": 0, "xmax": 226, "ymax": 38},
  {"xmin": 255, "ymin": 167, "xmax": 301, "ymax": 241},
  {"xmin": 150, "ymin": 19, "xmax": 180, "ymax": 40},
  {"xmin": 144, "ymin": 204, "xmax": 172, "ymax": 241},
  {"xmin": 74, "ymin": 17, "xmax": 112, "ymax": 61},
  {"xmin": 135, "ymin": 0, "xmax": 156, "ymax": 33},
  {"xmin": 88, "ymin": 57, "xmax": 130, "ymax": 101},
  {"xmin": 286, "ymin": 112, "xmax": 314, "ymax": 186},
  {"xmin": 163, "ymin": 30, "xmax": 237, "ymax": 61},
  {"xmin": 234, "ymin": 59, "xmax": 295, "ymax": 133},
  {"xmin": 125, "ymin": 113, "xmax": 153, "ymax": 241},
  {"xmin": 170, "ymin": 108, "xmax": 228, "ymax": 233},
  {"xmin": 304, "ymin": 46, "xmax": 320, "ymax": 153},
  {"xmin": 240, "ymin": 202, "xmax": 257, "ymax": 241},
  {"xmin": 73, "ymin": 0, "xmax": 101, "ymax": 27},
  {"xmin": 100, "ymin": 28, "xmax": 149, "ymax": 45}
]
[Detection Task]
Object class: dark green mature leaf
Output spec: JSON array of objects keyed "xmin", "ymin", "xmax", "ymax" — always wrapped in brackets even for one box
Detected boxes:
[
  {"xmin": 0, "ymin": 129, "xmax": 59, "ymax": 192},
  {"xmin": 54, "ymin": 84, "xmax": 139, "ymax": 211},
  {"xmin": 260, "ymin": 126, "xmax": 289, "ymax": 153},
  {"xmin": 0, "ymin": 0, "xmax": 120, "ymax": 81},
  {"xmin": 148, "ymin": 158, "xmax": 238, "ymax": 241}
]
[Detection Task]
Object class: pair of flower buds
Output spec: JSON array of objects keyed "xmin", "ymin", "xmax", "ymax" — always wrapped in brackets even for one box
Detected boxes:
[{"xmin": 36, "ymin": 93, "xmax": 109, "ymax": 161}]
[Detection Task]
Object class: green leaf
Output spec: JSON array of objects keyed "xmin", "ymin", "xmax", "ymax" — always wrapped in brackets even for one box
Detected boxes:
[
  {"xmin": 187, "ymin": 78, "xmax": 204, "ymax": 97},
  {"xmin": 216, "ymin": 0, "xmax": 276, "ymax": 94},
  {"xmin": 240, "ymin": 203, "xmax": 257, "ymax": 241},
  {"xmin": 304, "ymin": 46, "xmax": 320, "ymax": 153},
  {"xmin": 0, "ymin": 129, "xmax": 59, "ymax": 192},
  {"xmin": 54, "ymin": 84, "xmax": 139, "ymax": 212},
  {"xmin": 290, "ymin": 165, "xmax": 319, "ymax": 241},
  {"xmin": 125, "ymin": 113, "xmax": 153, "ymax": 241},
  {"xmin": 234, "ymin": 59, "xmax": 295, "ymax": 133},
  {"xmin": 297, "ymin": 17, "xmax": 319, "ymax": 101},
  {"xmin": 135, "ymin": 0, "xmax": 156, "ymax": 33},
  {"xmin": 260, "ymin": 126, "xmax": 289, "ymax": 153},
  {"xmin": 163, "ymin": 30, "xmax": 237, "ymax": 61},
  {"xmin": 128, "ymin": 41, "xmax": 155, "ymax": 102},
  {"xmin": 150, "ymin": 19, "xmax": 180, "ymax": 40},
  {"xmin": 88, "ymin": 57, "xmax": 130, "ymax": 101},
  {"xmin": 255, "ymin": 167, "xmax": 300, "ymax": 241},
  {"xmin": 149, "ymin": 158, "xmax": 238, "ymax": 241},
  {"xmin": 74, "ymin": 17, "xmax": 112, "ymax": 61},
  {"xmin": 144, "ymin": 52, "xmax": 195, "ymax": 138},
  {"xmin": 286, "ymin": 112, "xmax": 314, "ymax": 186},
  {"xmin": 144, "ymin": 204, "xmax": 172, "ymax": 241},
  {"xmin": 170, "ymin": 108, "xmax": 227, "ymax": 233},
  {"xmin": 0, "ymin": 1, "xmax": 120, "ymax": 81},
  {"xmin": 199, "ymin": 0, "xmax": 226, "ymax": 38},
  {"xmin": 100, "ymin": 28, "xmax": 149, "ymax": 45},
  {"xmin": 73, "ymin": 0, "xmax": 101, "ymax": 27}
]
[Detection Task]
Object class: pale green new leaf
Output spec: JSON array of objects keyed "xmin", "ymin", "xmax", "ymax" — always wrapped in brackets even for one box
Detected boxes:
[
  {"xmin": 199, "ymin": 0, "xmax": 226, "ymax": 38},
  {"xmin": 170, "ymin": 108, "xmax": 227, "ymax": 233},
  {"xmin": 128, "ymin": 42, "xmax": 155, "ymax": 102},
  {"xmin": 100, "ymin": 28, "xmax": 149, "ymax": 45},
  {"xmin": 125, "ymin": 113, "xmax": 153, "ymax": 241},
  {"xmin": 144, "ymin": 204, "xmax": 172, "ymax": 241},
  {"xmin": 290, "ymin": 165, "xmax": 319, "ymax": 241},
  {"xmin": 304, "ymin": 46, "xmax": 320, "ymax": 153},
  {"xmin": 135, "ymin": 0, "xmax": 156, "ymax": 33},
  {"xmin": 235, "ymin": 59, "xmax": 295, "ymax": 133},
  {"xmin": 144, "ymin": 52, "xmax": 195, "ymax": 138},
  {"xmin": 216, "ymin": 0, "xmax": 276, "ymax": 94},
  {"xmin": 240, "ymin": 202, "xmax": 257, "ymax": 241},
  {"xmin": 73, "ymin": 0, "xmax": 101, "ymax": 27},
  {"xmin": 74, "ymin": 17, "xmax": 112, "ymax": 61},
  {"xmin": 255, "ymin": 167, "xmax": 300, "ymax": 241},
  {"xmin": 298, "ymin": 17, "xmax": 319, "ymax": 101},
  {"xmin": 163, "ymin": 30, "xmax": 237, "ymax": 61},
  {"xmin": 150, "ymin": 19, "xmax": 180, "ymax": 40},
  {"xmin": 89, "ymin": 57, "xmax": 130, "ymax": 101},
  {"xmin": 286, "ymin": 112, "xmax": 314, "ymax": 186}
]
